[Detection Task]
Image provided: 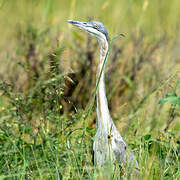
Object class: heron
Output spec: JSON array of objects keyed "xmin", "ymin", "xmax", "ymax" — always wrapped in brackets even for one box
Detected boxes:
[{"xmin": 67, "ymin": 20, "xmax": 139, "ymax": 172}]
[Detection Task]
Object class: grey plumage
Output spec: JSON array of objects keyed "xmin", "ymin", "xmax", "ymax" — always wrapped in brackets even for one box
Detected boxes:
[
  {"xmin": 68, "ymin": 20, "xmax": 139, "ymax": 173},
  {"xmin": 88, "ymin": 21, "xmax": 109, "ymax": 41}
]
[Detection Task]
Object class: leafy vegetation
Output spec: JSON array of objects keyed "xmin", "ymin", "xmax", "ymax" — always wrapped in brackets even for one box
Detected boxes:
[{"xmin": 0, "ymin": 0, "xmax": 180, "ymax": 179}]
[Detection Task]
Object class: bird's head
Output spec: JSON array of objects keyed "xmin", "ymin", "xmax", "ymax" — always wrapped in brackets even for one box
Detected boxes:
[{"xmin": 67, "ymin": 20, "xmax": 108, "ymax": 42}]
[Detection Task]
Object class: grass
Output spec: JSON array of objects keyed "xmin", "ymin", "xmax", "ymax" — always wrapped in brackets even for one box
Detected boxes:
[{"xmin": 0, "ymin": 0, "xmax": 180, "ymax": 179}]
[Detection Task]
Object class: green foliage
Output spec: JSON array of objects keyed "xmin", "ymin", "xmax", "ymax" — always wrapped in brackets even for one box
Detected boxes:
[
  {"xmin": 159, "ymin": 79, "xmax": 180, "ymax": 106},
  {"xmin": 0, "ymin": 0, "xmax": 180, "ymax": 179},
  {"xmin": 159, "ymin": 93, "xmax": 180, "ymax": 106}
]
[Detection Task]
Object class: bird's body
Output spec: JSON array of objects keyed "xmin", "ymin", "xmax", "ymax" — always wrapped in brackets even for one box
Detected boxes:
[{"xmin": 68, "ymin": 20, "xmax": 139, "ymax": 171}]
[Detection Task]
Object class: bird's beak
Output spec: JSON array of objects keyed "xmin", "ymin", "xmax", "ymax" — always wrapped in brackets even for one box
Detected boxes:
[{"xmin": 67, "ymin": 20, "xmax": 91, "ymax": 30}]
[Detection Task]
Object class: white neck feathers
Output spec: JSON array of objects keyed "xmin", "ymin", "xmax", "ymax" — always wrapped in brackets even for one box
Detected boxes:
[{"xmin": 96, "ymin": 37, "xmax": 112, "ymax": 133}]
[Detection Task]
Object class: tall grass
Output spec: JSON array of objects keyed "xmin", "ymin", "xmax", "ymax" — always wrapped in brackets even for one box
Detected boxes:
[{"xmin": 0, "ymin": 0, "xmax": 180, "ymax": 179}]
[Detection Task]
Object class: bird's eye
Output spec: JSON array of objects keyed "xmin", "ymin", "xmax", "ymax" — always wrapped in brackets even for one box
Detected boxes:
[{"xmin": 93, "ymin": 24, "xmax": 99, "ymax": 29}]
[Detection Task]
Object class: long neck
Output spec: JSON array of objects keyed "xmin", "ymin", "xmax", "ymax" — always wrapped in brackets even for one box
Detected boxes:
[{"xmin": 96, "ymin": 39, "xmax": 112, "ymax": 133}]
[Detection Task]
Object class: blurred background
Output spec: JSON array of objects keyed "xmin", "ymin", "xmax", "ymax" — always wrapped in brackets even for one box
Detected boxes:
[{"xmin": 0, "ymin": 0, "xmax": 180, "ymax": 179}]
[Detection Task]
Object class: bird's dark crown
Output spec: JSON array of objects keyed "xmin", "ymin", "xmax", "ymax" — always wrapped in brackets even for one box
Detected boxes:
[{"xmin": 88, "ymin": 21, "xmax": 109, "ymax": 41}]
